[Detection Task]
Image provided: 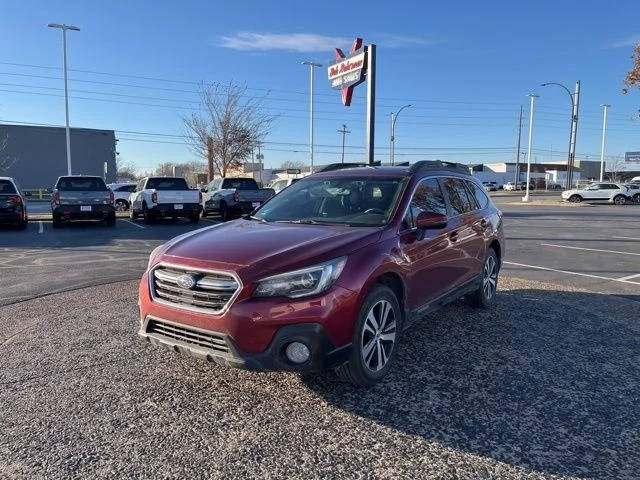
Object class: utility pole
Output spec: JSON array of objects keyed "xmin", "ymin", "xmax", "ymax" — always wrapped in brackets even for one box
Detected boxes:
[
  {"xmin": 337, "ymin": 124, "xmax": 350, "ymax": 164},
  {"xmin": 599, "ymin": 104, "xmax": 610, "ymax": 182},
  {"xmin": 568, "ymin": 81, "xmax": 580, "ymax": 188},
  {"xmin": 522, "ymin": 94, "xmax": 539, "ymax": 203},
  {"xmin": 302, "ymin": 61, "xmax": 322, "ymax": 173},
  {"xmin": 514, "ymin": 104, "xmax": 523, "ymax": 186},
  {"xmin": 48, "ymin": 23, "xmax": 80, "ymax": 175}
]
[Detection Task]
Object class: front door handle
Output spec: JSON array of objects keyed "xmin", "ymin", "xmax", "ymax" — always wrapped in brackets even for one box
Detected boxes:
[
  {"xmin": 480, "ymin": 219, "xmax": 487, "ymax": 228},
  {"xmin": 449, "ymin": 231, "xmax": 459, "ymax": 242}
]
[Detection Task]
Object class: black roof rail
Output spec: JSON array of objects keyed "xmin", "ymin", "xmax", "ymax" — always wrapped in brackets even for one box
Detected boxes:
[
  {"xmin": 407, "ymin": 160, "xmax": 471, "ymax": 176},
  {"xmin": 315, "ymin": 162, "xmax": 380, "ymax": 173}
]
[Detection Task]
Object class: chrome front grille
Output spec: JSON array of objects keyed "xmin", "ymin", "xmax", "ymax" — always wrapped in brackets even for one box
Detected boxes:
[
  {"xmin": 150, "ymin": 264, "xmax": 240, "ymax": 314},
  {"xmin": 146, "ymin": 318, "xmax": 229, "ymax": 353}
]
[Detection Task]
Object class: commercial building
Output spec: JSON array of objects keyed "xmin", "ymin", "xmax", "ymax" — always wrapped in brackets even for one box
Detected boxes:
[{"xmin": 0, "ymin": 123, "xmax": 117, "ymax": 189}]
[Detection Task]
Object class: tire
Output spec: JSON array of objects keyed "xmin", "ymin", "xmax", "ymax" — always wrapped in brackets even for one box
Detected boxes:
[
  {"xmin": 18, "ymin": 219, "xmax": 28, "ymax": 230},
  {"xmin": 189, "ymin": 213, "xmax": 200, "ymax": 224},
  {"xmin": 201, "ymin": 209, "xmax": 208, "ymax": 218},
  {"xmin": 106, "ymin": 213, "xmax": 116, "ymax": 227},
  {"xmin": 52, "ymin": 213, "xmax": 61, "ymax": 228},
  {"xmin": 335, "ymin": 284, "xmax": 402, "ymax": 386},
  {"xmin": 568, "ymin": 194, "xmax": 582, "ymax": 203},
  {"xmin": 613, "ymin": 195, "xmax": 626, "ymax": 205},
  {"xmin": 220, "ymin": 202, "xmax": 230, "ymax": 222},
  {"xmin": 633, "ymin": 193, "xmax": 640, "ymax": 204},
  {"xmin": 115, "ymin": 199, "xmax": 129, "ymax": 211},
  {"xmin": 130, "ymin": 207, "xmax": 139, "ymax": 220},
  {"xmin": 467, "ymin": 249, "xmax": 499, "ymax": 308},
  {"xmin": 143, "ymin": 203, "xmax": 152, "ymax": 224}
]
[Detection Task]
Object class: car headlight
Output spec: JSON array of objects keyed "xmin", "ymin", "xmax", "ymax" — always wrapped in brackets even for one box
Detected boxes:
[
  {"xmin": 147, "ymin": 244, "xmax": 164, "ymax": 269},
  {"xmin": 253, "ymin": 257, "xmax": 347, "ymax": 299}
]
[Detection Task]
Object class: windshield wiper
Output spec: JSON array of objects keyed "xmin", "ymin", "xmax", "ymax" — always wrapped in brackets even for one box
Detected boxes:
[
  {"xmin": 275, "ymin": 219, "xmax": 320, "ymax": 224},
  {"xmin": 247, "ymin": 215, "xmax": 268, "ymax": 223}
]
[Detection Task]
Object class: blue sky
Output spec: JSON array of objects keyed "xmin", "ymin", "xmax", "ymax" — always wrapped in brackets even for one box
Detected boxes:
[{"xmin": 1, "ymin": 0, "xmax": 639, "ymax": 171}]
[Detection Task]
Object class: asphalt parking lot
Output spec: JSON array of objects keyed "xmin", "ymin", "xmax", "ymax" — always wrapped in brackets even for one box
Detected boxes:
[{"xmin": 1, "ymin": 201, "xmax": 639, "ymax": 479}]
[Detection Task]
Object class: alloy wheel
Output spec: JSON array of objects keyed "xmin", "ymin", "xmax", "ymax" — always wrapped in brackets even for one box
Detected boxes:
[
  {"xmin": 361, "ymin": 300, "xmax": 396, "ymax": 372},
  {"xmin": 483, "ymin": 255, "xmax": 498, "ymax": 300}
]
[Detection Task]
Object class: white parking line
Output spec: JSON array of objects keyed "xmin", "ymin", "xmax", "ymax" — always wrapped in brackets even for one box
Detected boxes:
[
  {"xmin": 503, "ymin": 261, "xmax": 640, "ymax": 285},
  {"xmin": 38, "ymin": 221, "xmax": 43, "ymax": 234},
  {"xmin": 540, "ymin": 243, "xmax": 640, "ymax": 257},
  {"xmin": 617, "ymin": 273, "xmax": 640, "ymax": 281},
  {"xmin": 120, "ymin": 219, "xmax": 145, "ymax": 229}
]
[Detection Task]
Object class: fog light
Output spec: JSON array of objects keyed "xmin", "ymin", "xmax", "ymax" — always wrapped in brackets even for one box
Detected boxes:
[{"xmin": 285, "ymin": 342, "xmax": 310, "ymax": 364}]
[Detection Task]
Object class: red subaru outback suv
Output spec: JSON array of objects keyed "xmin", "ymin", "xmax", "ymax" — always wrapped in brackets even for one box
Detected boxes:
[{"xmin": 138, "ymin": 162, "xmax": 504, "ymax": 385}]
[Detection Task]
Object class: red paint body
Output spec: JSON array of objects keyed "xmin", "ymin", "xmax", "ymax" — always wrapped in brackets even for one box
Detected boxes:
[{"xmin": 139, "ymin": 166, "xmax": 504, "ymax": 363}]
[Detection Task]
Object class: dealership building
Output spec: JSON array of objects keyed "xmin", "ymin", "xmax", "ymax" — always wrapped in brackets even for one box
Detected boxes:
[{"xmin": 0, "ymin": 123, "xmax": 117, "ymax": 189}]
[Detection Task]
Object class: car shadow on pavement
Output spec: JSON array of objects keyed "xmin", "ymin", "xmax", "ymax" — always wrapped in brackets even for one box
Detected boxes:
[{"xmin": 302, "ymin": 288, "xmax": 640, "ymax": 479}]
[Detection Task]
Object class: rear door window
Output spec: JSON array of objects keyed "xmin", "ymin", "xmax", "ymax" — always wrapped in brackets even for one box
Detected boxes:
[
  {"xmin": 0, "ymin": 180, "xmax": 17, "ymax": 194},
  {"xmin": 56, "ymin": 177, "xmax": 107, "ymax": 191},
  {"xmin": 443, "ymin": 178, "xmax": 474, "ymax": 215}
]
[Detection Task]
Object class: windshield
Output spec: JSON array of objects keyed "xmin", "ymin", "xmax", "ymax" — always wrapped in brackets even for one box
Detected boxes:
[
  {"xmin": 146, "ymin": 178, "xmax": 189, "ymax": 190},
  {"xmin": 254, "ymin": 176, "xmax": 405, "ymax": 226},
  {"xmin": 0, "ymin": 180, "xmax": 17, "ymax": 194},
  {"xmin": 56, "ymin": 177, "xmax": 107, "ymax": 191}
]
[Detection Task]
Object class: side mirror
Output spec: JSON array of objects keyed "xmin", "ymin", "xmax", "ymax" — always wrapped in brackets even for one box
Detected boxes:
[{"xmin": 416, "ymin": 211, "xmax": 448, "ymax": 230}]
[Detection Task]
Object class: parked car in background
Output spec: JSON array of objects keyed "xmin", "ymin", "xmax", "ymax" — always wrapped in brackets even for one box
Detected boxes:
[
  {"xmin": 269, "ymin": 178, "xmax": 300, "ymax": 194},
  {"xmin": 0, "ymin": 176, "xmax": 28, "ymax": 229},
  {"xmin": 51, "ymin": 176, "xmax": 115, "ymax": 227},
  {"xmin": 482, "ymin": 181, "xmax": 498, "ymax": 192},
  {"xmin": 561, "ymin": 183, "xmax": 629, "ymax": 204},
  {"xmin": 130, "ymin": 177, "xmax": 201, "ymax": 224},
  {"xmin": 139, "ymin": 161, "xmax": 504, "ymax": 386},
  {"xmin": 624, "ymin": 183, "xmax": 640, "ymax": 203},
  {"xmin": 107, "ymin": 182, "xmax": 137, "ymax": 211},
  {"xmin": 201, "ymin": 177, "xmax": 275, "ymax": 221},
  {"xmin": 504, "ymin": 182, "xmax": 517, "ymax": 191}
]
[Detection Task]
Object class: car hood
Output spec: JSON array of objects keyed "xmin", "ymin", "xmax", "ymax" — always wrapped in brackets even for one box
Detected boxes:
[{"xmin": 159, "ymin": 219, "xmax": 382, "ymax": 281}]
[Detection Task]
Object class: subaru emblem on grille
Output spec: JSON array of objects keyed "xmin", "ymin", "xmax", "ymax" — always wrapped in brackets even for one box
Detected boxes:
[{"xmin": 177, "ymin": 274, "xmax": 197, "ymax": 290}]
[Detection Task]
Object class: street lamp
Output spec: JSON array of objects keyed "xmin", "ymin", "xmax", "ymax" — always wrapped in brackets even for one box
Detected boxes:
[
  {"xmin": 599, "ymin": 104, "xmax": 611, "ymax": 182},
  {"xmin": 390, "ymin": 104, "xmax": 411, "ymax": 165},
  {"xmin": 522, "ymin": 94, "xmax": 539, "ymax": 203},
  {"xmin": 302, "ymin": 61, "xmax": 322, "ymax": 173},
  {"xmin": 540, "ymin": 81, "xmax": 580, "ymax": 188},
  {"xmin": 48, "ymin": 23, "xmax": 80, "ymax": 176}
]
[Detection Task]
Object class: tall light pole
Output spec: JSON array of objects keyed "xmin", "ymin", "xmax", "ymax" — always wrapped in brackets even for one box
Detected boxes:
[
  {"xmin": 599, "ymin": 104, "xmax": 611, "ymax": 182},
  {"xmin": 540, "ymin": 81, "xmax": 580, "ymax": 188},
  {"xmin": 390, "ymin": 104, "xmax": 411, "ymax": 165},
  {"xmin": 48, "ymin": 23, "xmax": 80, "ymax": 176},
  {"xmin": 337, "ymin": 124, "xmax": 350, "ymax": 164},
  {"xmin": 522, "ymin": 94, "xmax": 539, "ymax": 203},
  {"xmin": 302, "ymin": 61, "xmax": 322, "ymax": 173}
]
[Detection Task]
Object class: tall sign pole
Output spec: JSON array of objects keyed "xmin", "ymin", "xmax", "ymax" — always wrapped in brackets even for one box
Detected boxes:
[{"xmin": 364, "ymin": 44, "xmax": 376, "ymax": 165}]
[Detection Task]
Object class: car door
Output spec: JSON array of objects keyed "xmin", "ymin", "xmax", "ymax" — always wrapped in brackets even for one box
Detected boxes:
[
  {"xmin": 398, "ymin": 177, "xmax": 459, "ymax": 309},
  {"xmin": 441, "ymin": 177, "xmax": 486, "ymax": 286}
]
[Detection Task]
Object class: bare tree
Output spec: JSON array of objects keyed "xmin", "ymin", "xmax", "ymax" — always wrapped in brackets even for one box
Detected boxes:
[
  {"xmin": 115, "ymin": 156, "xmax": 140, "ymax": 181},
  {"xmin": 279, "ymin": 160, "xmax": 305, "ymax": 170},
  {"xmin": 183, "ymin": 82, "xmax": 275, "ymax": 180},
  {"xmin": 0, "ymin": 133, "xmax": 18, "ymax": 172},
  {"xmin": 623, "ymin": 43, "xmax": 640, "ymax": 116}
]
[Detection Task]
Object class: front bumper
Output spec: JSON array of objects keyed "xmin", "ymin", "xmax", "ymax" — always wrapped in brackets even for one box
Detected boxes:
[
  {"xmin": 139, "ymin": 316, "xmax": 351, "ymax": 371},
  {"xmin": 53, "ymin": 204, "xmax": 114, "ymax": 220},
  {"xmin": 138, "ymin": 269, "xmax": 359, "ymax": 372},
  {"xmin": 149, "ymin": 203, "xmax": 201, "ymax": 218}
]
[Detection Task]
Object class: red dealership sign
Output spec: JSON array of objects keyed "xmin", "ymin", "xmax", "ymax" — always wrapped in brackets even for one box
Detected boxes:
[{"xmin": 328, "ymin": 38, "xmax": 365, "ymax": 106}]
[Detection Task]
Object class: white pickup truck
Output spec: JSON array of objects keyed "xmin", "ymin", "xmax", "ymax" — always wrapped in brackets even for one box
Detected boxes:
[{"xmin": 130, "ymin": 177, "xmax": 202, "ymax": 224}]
